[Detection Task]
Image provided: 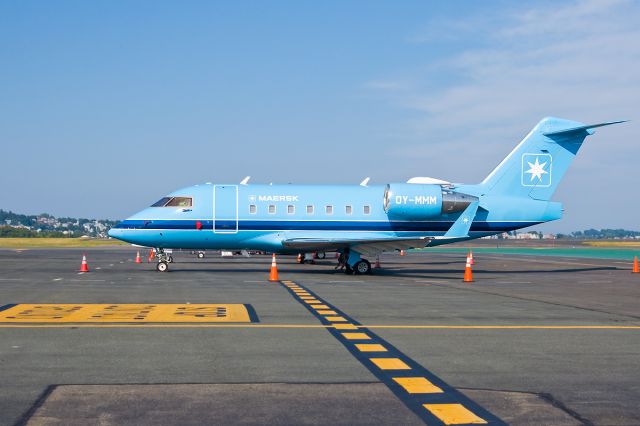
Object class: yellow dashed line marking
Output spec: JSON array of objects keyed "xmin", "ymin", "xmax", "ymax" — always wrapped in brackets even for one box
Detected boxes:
[
  {"xmin": 355, "ymin": 343, "xmax": 387, "ymax": 352},
  {"xmin": 325, "ymin": 316, "xmax": 347, "ymax": 322},
  {"xmin": 342, "ymin": 332, "xmax": 371, "ymax": 340},
  {"xmin": 311, "ymin": 305, "xmax": 330, "ymax": 310},
  {"xmin": 423, "ymin": 403, "xmax": 488, "ymax": 425},
  {"xmin": 370, "ymin": 358, "xmax": 411, "ymax": 370},
  {"xmin": 393, "ymin": 377, "xmax": 443, "ymax": 394},
  {"xmin": 333, "ymin": 323, "xmax": 358, "ymax": 330},
  {"xmin": 0, "ymin": 304, "xmax": 253, "ymax": 323},
  {"xmin": 304, "ymin": 300, "xmax": 321, "ymax": 304},
  {"xmin": 316, "ymin": 310, "xmax": 337, "ymax": 315}
]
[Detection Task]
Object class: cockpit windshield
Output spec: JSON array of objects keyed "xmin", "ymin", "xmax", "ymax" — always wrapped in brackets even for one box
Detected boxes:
[{"xmin": 150, "ymin": 197, "xmax": 193, "ymax": 207}]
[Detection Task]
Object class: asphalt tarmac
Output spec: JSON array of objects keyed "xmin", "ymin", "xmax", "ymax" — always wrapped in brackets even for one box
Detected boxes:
[{"xmin": 0, "ymin": 248, "xmax": 638, "ymax": 425}]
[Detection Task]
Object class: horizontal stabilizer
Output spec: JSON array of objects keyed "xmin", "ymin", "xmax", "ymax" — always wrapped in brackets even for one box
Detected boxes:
[{"xmin": 543, "ymin": 120, "xmax": 627, "ymax": 137}]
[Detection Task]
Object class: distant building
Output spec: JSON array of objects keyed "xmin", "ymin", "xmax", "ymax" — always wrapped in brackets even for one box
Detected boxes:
[{"xmin": 516, "ymin": 232, "xmax": 542, "ymax": 239}]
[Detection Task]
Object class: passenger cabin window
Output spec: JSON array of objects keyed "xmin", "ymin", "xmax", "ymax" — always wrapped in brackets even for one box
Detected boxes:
[
  {"xmin": 287, "ymin": 205, "xmax": 295, "ymax": 214},
  {"xmin": 325, "ymin": 205, "xmax": 333, "ymax": 215},
  {"xmin": 363, "ymin": 205, "xmax": 371, "ymax": 215},
  {"xmin": 345, "ymin": 205, "xmax": 352, "ymax": 215},
  {"xmin": 268, "ymin": 205, "xmax": 276, "ymax": 214},
  {"xmin": 151, "ymin": 197, "xmax": 192, "ymax": 207},
  {"xmin": 306, "ymin": 205, "xmax": 314, "ymax": 215},
  {"xmin": 249, "ymin": 205, "xmax": 257, "ymax": 214}
]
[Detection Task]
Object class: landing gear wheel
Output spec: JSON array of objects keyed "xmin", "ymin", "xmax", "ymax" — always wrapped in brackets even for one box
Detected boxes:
[
  {"xmin": 156, "ymin": 261, "xmax": 169, "ymax": 272},
  {"xmin": 354, "ymin": 260, "xmax": 371, "ymax": 275},
  {"xmin": 197, "ymin": 252, "xmax": 205, "ymax": 259},
  {"xmin": 167, "ymin": 256, "xmax": 174, "ymax": 263},
  {"xmin": 317, "ymin": 252, "xmax": 326, "ymax": 259},
  {"xmin": 344, "ymin": 264, "xmax": 354, "ymax": 275}
]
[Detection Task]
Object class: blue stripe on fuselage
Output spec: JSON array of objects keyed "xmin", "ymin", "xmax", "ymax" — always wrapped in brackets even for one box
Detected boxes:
[{"xmin": 114, "ymin": 219, "xmax": 537, "ymax": 232}]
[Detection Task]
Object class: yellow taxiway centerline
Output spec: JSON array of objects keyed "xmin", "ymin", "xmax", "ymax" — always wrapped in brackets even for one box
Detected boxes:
[{"xmin": 0, "ymin": 324, "xmax": 638, "ymax": 329}]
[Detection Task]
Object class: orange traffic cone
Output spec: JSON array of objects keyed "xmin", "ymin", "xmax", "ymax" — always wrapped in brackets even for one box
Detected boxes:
[
  {"xmin": 135, "ymin": 251, "xmax": 142, "ymax": 264},
  {"xmin": 269, "ymin": 254, "xmax": 280, "ymax": 281},
  {"xmin": 463, "ymin": 254, "xmax": 473, "ymax": 283},
  {"xmin": 633, "ymin": 256, "xmax": 639, "ymax": 273},
  {"xmin": 147, "ymin": 249, "xmax": 155, "ymax": 263},
  {"xmin": 79, "ymin": 254, "xmax": 90, "ymax": 272},
  {"xmin": 469, "ymin": 250, "xmax": 474, "ymax": 265},
  {"xmin": 374, "ymin": 256, "xmax": 381, "ymax": 269},
  {"xmin": 400, "ymin": 250, "xmax": 405, "ymax": 256}
]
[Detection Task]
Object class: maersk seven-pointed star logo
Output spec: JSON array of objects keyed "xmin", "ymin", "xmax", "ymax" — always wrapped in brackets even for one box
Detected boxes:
[{"xmin": 521, "ymin": 153, "xmax": 552, "ymax": 187}]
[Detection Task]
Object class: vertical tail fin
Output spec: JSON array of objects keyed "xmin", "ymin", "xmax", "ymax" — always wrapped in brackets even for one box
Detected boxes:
[{"xmin": 480, "ymin": 117, "xmax": 625, "ymax": 201}]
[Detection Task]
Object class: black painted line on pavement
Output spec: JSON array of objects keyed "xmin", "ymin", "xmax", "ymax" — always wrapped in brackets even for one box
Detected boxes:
[{"xmin": 280, "ymin": 280, "xmax": 506, "ymax": 426}]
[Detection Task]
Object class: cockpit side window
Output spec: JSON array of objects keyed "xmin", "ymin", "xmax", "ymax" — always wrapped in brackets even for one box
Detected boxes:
[
  {"xmin": 150, "ymin": 197, "xmax": 193, "ymax": 207},
  {"xmin": 151, "ymin": 197, "xmax": 172, "ymax": 207},
  {"xmin": 165, "ymin": 197, "xmax": 193, "ymax": 207}
]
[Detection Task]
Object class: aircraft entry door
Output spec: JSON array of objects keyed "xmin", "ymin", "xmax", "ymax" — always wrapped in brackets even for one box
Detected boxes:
[{"xmin": 213, "ymin": 185, "xmax": 238, "ymax": 233}]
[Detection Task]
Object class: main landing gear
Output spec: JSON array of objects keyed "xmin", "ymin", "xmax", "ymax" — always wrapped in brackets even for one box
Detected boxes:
[
  {"xmin": 340, "ymin": 250, "xmax": 372, "ymax": 275},
  {"xmin": 353, "ymin": 259, "xmax": 371, "ymax": 275},
  {"xmin": 344, "ymin": 259, "xmax": 371, "ymax": 275}
]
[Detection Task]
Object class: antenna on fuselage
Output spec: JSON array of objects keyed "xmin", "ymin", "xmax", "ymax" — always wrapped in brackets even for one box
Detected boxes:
[
  {"xmin": 360, "ymin": 177, "xmax": 370, "ymax": 187},
  {"xmin": 240, "ymin": 176, "xmax": 251, "ymax": 185}
]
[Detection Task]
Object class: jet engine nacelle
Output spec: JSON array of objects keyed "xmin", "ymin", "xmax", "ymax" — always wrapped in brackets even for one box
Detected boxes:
[{"xmin": 383, "ymin": 183, "xmax": 477, "ymax": 220}]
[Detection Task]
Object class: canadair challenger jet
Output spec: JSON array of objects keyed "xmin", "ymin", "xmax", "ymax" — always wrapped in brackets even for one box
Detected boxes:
[{"xmin": 109, "ymin": 117, "xmax": 624, "ymax": 273}]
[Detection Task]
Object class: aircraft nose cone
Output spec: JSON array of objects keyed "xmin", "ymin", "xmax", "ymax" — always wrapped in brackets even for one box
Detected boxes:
[{"xmin": 108, "ymin": 227, "xmax": 122, "ymax": 239}]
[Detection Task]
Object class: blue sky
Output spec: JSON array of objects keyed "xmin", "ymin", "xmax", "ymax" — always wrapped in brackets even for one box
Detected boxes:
[{"xmin": 0, "ymin": 0, "xmax": 637, "ymax": 232}]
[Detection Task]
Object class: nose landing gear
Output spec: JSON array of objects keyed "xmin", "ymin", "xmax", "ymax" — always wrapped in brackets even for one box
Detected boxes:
[{"xmin": 153, "ymin": 248, "xmax": 171, "ymax": 272}]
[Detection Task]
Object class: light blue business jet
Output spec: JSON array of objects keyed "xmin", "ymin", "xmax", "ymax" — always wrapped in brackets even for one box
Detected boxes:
[{"xmin": 109, "ymin": 117, "xmax": 624, "ymax": 273}]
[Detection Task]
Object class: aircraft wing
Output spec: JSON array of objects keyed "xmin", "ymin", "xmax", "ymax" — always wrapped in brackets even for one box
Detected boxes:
[
  {"xmin": 282, "ymin": 201, "xmax": 480, "ymax": 256},
  {"xmin": 282, "ymin": 236, "xmax": 434, "ymax": 256}
]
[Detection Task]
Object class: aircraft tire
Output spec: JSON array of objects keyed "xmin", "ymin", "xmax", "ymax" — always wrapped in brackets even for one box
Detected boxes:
[
  {"xmin": 156, "ymin": 261, "xmax": 169, "ymax": 272},
  {"xmin": 197, "ymin": 252, "xmax": 205, "ymax": 259},
  {"xmin": 354, "ymin": 260, "xmax": 371, "ymax": 275}
]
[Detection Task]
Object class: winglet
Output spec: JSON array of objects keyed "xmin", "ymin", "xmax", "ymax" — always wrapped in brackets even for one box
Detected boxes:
[
  {"xmin": 240, "ymin": 176, "xmax": 251, "ymax": 185},
  {"xmin": 360, "ymin": 177, "xmax": 370, "ymax": 187},
  {"xmin": 443, "ymin": 201, "xmax": 479, "ymax": 238}
]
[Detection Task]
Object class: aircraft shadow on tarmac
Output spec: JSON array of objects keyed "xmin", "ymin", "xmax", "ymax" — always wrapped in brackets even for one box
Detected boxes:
[{"xmin": 141, "ymin": 258, "xmax": 619, "ymax": 279}]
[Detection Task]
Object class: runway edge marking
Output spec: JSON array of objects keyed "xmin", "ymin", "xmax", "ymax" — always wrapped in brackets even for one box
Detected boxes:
[{"xmin": 279, "ymin": 280, "xmax": 505, "ymax": 426}]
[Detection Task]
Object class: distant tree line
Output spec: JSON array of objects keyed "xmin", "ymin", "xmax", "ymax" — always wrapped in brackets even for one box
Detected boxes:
[
  {"xmin": 0, "ymin": 209, "xmax": 119, "ymax": 238},
  {"xmin": 0, "ymin": 226, "xmax": 70, "ymax": 238}
]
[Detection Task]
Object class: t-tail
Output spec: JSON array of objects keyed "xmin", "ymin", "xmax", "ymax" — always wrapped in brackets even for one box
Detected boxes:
[{"xmin": 480, "ymin": 117, "xmax": 625, "ymax": 201}]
